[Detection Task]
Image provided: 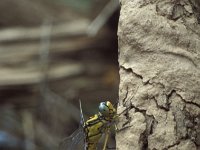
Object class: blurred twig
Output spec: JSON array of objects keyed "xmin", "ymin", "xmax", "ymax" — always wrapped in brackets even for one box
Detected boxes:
[
  {"xmin": 87, "ymin": 0, "xmax": 119, "ymax": 36},
  {"xmin": 39, "ymin": 20, "xmax": 80, "ymax": 123},
  {"xmin": 21, "ymin": 110, "xmax": 36, "ymax": 150},
  {"xmin": 0, "ymin": 19, "xmax": 89, "ymax": 43},
  {"xmin": 39, "ymin": 20, "xmax": 52, "ymax": 93}
]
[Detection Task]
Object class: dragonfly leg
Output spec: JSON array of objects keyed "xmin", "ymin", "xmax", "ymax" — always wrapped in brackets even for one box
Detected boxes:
[{"xmin": 103, "ymin": 128, "xmax": 110, "ymax": 150}]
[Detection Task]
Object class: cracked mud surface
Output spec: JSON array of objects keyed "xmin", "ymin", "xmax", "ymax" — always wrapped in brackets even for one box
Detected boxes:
[{"xmin": 117, "ymin": 0, "xmax": 200, "ymax": 149}]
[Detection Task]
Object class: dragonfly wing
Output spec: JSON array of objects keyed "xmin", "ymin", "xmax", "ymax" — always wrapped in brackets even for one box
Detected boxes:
[
  {"xmin": 59, "ymin": 126, "xmax": 85, "ymax": 150},
  {"xmin": 79, "ymin": 99, "xmax": 85, "ymax": 126}
]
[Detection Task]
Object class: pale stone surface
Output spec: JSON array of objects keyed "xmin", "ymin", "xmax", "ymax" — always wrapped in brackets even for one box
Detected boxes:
[{"xmin": 117, "ymin": 0, "xmax": 200, "ymax": 149}]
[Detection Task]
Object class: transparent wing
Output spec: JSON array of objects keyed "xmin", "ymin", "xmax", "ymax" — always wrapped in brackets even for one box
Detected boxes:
[{"xmin": 59, "ymin": 126, "xmax": 85, "ymax": 150}]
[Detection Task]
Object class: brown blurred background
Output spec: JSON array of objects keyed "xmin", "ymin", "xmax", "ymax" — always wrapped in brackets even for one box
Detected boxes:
[{"xmin": 0, "ymin": 0, "xmax": 119, "ymax": 149}]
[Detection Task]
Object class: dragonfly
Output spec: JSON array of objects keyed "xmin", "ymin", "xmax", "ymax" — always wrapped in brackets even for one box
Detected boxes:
[{"xmin": 59, "ymin": 100, "xmax": 122, "ymax": 150}]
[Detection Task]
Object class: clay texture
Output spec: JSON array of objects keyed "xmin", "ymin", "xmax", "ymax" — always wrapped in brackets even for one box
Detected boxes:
[{"xmin": 117, "ymin": 0, "xmax": 200, "ymax": 149}]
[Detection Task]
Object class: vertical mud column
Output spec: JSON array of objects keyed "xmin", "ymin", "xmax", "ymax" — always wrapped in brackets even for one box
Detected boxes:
[{"xmin": 116, "ymin": 0, "xmax": 200, "ymax": 149}]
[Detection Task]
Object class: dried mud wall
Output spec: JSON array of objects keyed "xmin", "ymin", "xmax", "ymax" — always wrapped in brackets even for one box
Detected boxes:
[{"xmin": 116, "ymin": 0, "xmax": 200, "ymax": 149}]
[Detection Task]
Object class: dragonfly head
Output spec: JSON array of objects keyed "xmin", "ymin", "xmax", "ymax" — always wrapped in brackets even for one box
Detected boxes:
[{"xmin": 99, "ymin": 101, "xmax": 116, "ymax": 120}]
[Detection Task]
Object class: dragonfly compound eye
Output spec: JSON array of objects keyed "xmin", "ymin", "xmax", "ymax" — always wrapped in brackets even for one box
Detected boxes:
[{"xmin": 99, "ymin": 102, "xmax": 110, "ymax": 117}]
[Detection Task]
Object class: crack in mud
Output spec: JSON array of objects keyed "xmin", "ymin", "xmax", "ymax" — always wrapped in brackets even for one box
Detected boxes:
[
  {"xmin": 119, "ymin": 64, "xmax": 199, "ymax": 148},
  {"xmin": 163, "ymin": 140, "xmax": 181, "ymax": 150},
  {"xmin": 120, "ymin": 65, "xmax": 143, "ymax": 80},
  {"xmin": 175, "ymin": 91, "xmax": 200, "ymax": 108}
]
